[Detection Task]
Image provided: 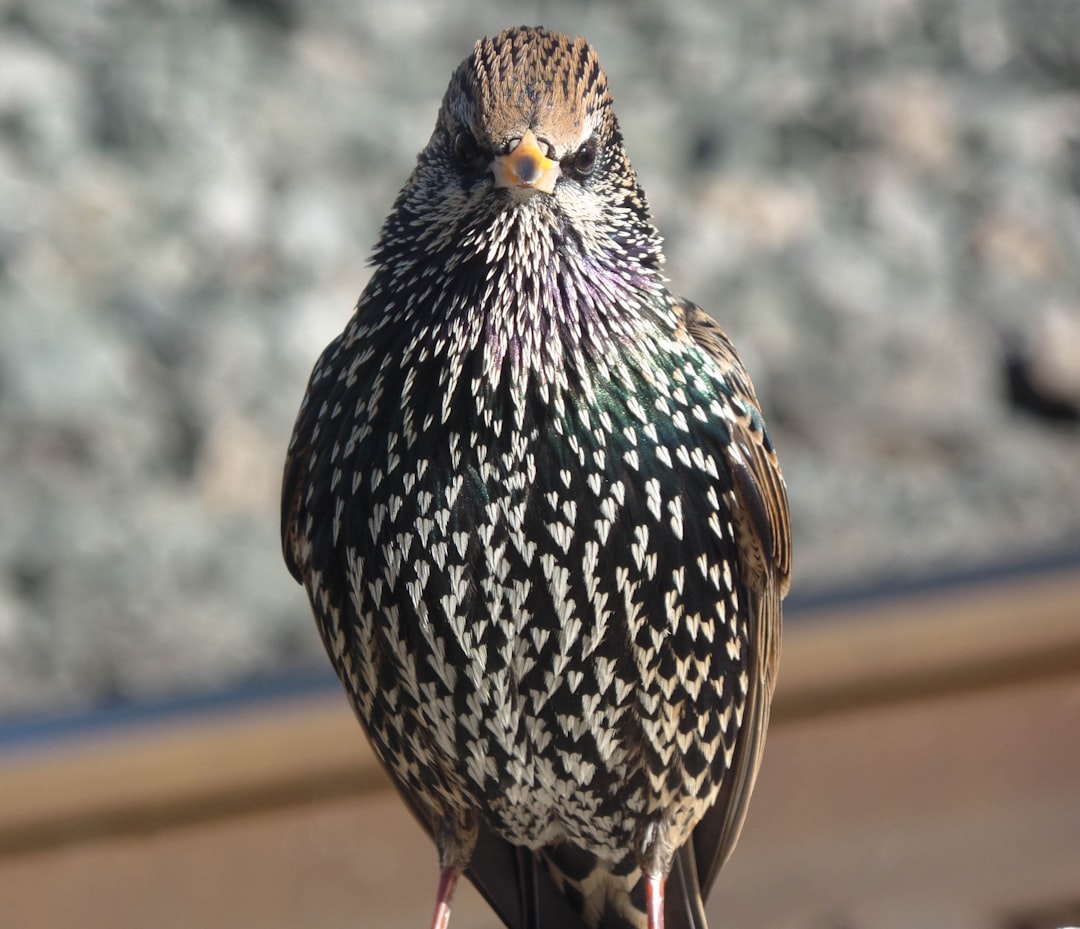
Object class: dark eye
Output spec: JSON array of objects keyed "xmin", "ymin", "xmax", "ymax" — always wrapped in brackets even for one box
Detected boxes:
[
  {"xmin": 454, "ymin": 130, "xmax": 486, "ymax": 171},
  {"xmin": 566, "ymin": 137, "xmax": 598, "ymax": 181}
]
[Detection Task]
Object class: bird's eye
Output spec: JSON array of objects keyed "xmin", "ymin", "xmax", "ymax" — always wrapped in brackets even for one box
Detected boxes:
[
  {"xmin": 454, "ymin": 130, "xmax": 485, "ymax": 171},
  {"xmin": 566, "ymin": 138, "xmax": 598, "ymax": 181}
]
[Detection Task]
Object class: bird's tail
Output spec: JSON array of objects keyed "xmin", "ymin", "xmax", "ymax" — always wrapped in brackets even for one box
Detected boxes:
[{"xmin": 533, "ymin": 841, "xmax": 709, "ymax": 929}]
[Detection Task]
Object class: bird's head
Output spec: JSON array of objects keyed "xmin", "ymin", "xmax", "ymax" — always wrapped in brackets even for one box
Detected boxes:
[
  {"xmin": 375, "ymin": 26, "xmax": 664, "ymax": 288},
  {"xmin": 443, "ymin": 27, "xmax": 615, "ymax": 201}
]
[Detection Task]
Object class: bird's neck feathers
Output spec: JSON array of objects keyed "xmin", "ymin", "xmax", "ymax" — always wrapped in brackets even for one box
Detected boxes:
[{"xmin": 367, "ymin": 190, "xmax": 670, "ymax": 392}]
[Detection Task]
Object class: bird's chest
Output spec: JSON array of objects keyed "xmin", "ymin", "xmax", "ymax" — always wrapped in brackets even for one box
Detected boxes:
[{"xmin": 324, "ymin": 339, "xmax": 749, "ymax": 846}]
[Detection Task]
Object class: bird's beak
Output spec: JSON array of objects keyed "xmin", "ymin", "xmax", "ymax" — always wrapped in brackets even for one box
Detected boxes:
[{"xmin": 491, "ymin": 129, "xmax": 561, "ymax": 195}]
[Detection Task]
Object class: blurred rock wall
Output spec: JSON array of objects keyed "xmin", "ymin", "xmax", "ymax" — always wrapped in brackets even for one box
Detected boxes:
[{"xmin": 2, "ymin": 0, "xmax": 1079, "ymax": 716}]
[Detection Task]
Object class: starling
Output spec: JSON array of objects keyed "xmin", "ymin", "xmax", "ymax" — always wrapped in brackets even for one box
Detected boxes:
[{"xmin": 282, "ymin": 25, "xmax": 790, "ymax": 929}]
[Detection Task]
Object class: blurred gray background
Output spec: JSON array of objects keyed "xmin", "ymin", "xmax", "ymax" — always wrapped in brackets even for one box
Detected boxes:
[{"xmin": 2, "ymin": 0, "xmax": 1079, "ymax": 720}]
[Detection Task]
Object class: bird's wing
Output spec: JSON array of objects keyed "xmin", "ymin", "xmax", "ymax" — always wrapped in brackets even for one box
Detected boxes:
[
  {"xmin": 678, "ymin": 300, "xmax": 791, "ymax": 907},
  {"xmin": 281, "ymin": 338, "xmax": 336, "ymax": 585}
]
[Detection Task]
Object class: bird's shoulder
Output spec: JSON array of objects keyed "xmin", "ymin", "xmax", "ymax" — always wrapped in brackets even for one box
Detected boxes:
[{"xmin": 673, "ymin": 298, "xmax": 791, "ymax": 594}]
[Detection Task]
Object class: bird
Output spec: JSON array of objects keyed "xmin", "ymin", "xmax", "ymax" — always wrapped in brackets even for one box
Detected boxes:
[{"xmin": 282, "ymin": 25, "xmax": 790, "ymax": 929}]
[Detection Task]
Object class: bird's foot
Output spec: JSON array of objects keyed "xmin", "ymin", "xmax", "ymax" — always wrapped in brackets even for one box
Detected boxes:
[
  {"xmin": 430, "ymin": 866, "xmax": 459, "ymax": 929},
  {"xmin": 645, "ymin": 871, "xmax": 665, "ymax": 929}
]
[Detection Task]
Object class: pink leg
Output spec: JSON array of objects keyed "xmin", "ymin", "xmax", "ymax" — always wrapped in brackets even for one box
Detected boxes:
[
  {"xmin": 645, "ymin": 872, "xmax": 665, "ymax": 929},
  {"xmin": 430, "ymin": 866, "xmax": 459, "ymax": 929}
]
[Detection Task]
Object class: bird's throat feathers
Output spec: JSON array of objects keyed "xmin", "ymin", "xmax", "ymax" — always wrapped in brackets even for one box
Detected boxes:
[{"xmin": 367, "ymin": 192, "xmax": 670, "ymax": 398}]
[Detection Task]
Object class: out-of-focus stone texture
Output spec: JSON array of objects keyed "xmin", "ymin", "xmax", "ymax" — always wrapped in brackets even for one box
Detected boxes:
[{"xmin": 2, "ymin": 0, "xmax": 1079, "ymax": 716}]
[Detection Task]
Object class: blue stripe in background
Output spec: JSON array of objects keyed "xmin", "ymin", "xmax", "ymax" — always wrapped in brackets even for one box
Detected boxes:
[{"xmin": 0, "ymin": 666, "xmax": 339, "ymax": 756}]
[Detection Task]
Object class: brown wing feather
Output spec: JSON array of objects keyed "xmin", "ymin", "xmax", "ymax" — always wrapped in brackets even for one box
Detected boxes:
[
  {"xmin": 683, "ymin": 304, "xmax": 791, "ymax": 590},
  {"xmin": 679, "ymin": 300, "xmax": 791, "ymax": 904}
]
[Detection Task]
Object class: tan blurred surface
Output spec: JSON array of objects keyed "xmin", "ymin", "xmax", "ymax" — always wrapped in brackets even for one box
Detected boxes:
[{"xmin": 0, "ymin": 672, "xmax": 1077, "ymax": 929}]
